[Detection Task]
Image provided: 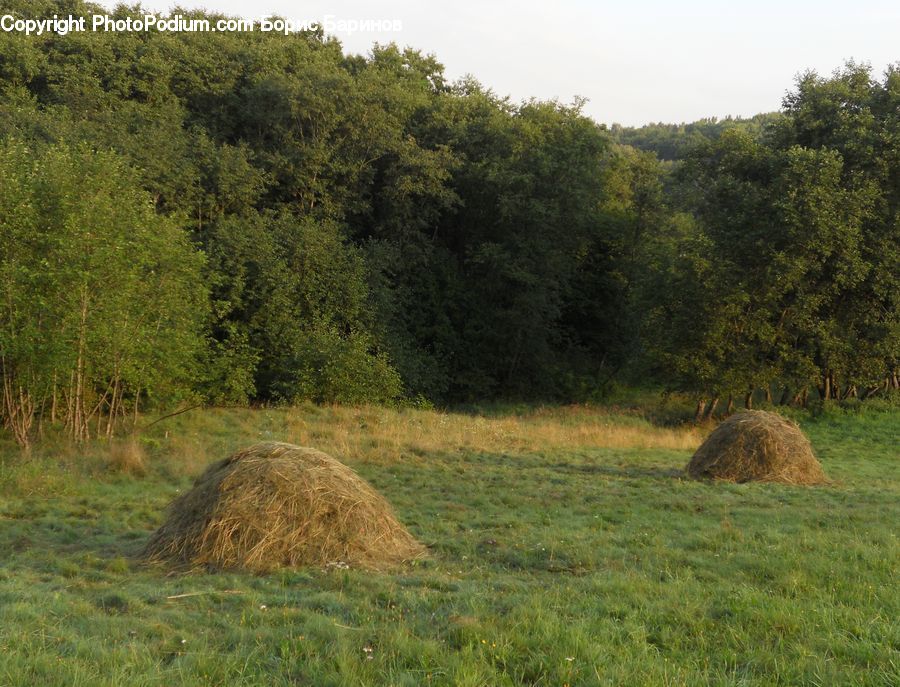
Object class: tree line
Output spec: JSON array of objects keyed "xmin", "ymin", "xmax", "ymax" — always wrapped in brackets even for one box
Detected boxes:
[
  {"xmin": 609, "ymin": 113, "xmax": 782, "ymax": 162},
  {"xmin": 0, "ymin": 1, "xmax": 897, "ymax": 446}
]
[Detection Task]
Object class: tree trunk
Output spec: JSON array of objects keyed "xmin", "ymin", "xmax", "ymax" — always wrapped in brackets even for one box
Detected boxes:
[
  {"xmin": 5, "ymin": 390, "xmax": 29, "ymax": 448},
  {"xmin": 821, "ymin": 372, "xmax": 831, "ymax": 401},
  {"xmin": 72, "ymin": 286, "xmax": 89, "ymax": 443},
  {"xmin": 694, "ymin": 398, "xmax": 707, "ymax": 423},
  {"xmin": 764, "ymin": 385, "xmax": 772, "ymax": 404},
  {"xmin": 1, "ymin": 364, "xmax": 34, "ymax": 450},
  {"xmin": 861, "ymin": 383, "xmax": 883, "ymax": 400},
  {"xmin": 106, "ymin": 374, "xmax": 120, "ymax": 438},
  {"xmin": 726, "ymin": 395, "xmax": 734, "ymax": 415},
  {"xmin": 744, "ymin": 391, "xmax": 753, "ymax": 409},
  {"xmin": 703, "ymin": 397, "xmax": 720, "ymax": 421},
  {"xmin": 50, "ymin": 375, "xmax": 58, "ymax": 424},
  {"xmin": 64, "ymin": 369, "xmax": 75, "ymax": 432}
]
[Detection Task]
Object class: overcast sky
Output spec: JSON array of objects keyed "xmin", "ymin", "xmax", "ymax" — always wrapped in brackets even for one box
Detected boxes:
[{"xmin": 93, "ymin": 0, "xmax": 899, "ymax": 126}]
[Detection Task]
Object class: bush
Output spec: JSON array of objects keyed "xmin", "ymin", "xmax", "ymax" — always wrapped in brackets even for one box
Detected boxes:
[{"xmin": 277, "ymin": 328, "xmax": 403, "ymax": 404}]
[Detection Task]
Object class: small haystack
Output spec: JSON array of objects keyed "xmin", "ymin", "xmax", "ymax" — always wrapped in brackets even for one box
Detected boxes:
[
  {"xmin": 143, "ymin": 442, "xmax": 424, "ymax": 571},
  {"xmin": 686, "ymin": 410, "xmax": 826, "ymax": 485}
]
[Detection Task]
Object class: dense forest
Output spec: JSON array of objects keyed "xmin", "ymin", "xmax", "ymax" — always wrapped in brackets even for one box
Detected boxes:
[
  {"xmin": 1, "ymin": 0, "xmax": 897, "ymax": 446},
  {"xmin": 609, "ymin": 113, "xmax": 783, "ymax": 162}
]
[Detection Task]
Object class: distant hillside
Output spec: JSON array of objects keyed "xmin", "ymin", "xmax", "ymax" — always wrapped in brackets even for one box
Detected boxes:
[{"xmin": 609, "ymin": 113, "xmax": 782, "ymax": 160}]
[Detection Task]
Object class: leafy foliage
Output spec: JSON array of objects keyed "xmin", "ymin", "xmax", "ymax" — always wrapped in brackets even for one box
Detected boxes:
[
  {"xmin": 645, "ymin": 64, "xmax": 899, "ymax": 406},
  {"xmin": 0, "ymin": 2, "xmax": 897, "ymax": 444},
  {"xmin": 0, "ymin": 139, "xmax": 206, "ymax": 444}
]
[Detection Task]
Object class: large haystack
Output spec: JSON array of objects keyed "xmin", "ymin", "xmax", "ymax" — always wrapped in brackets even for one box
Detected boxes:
[
  {"xmin": 143, "ymin": 442, "xmax": 424, "ymax": 571},
  {"xmin": 686, "ymin": 410, "xmax": 826, "ymax": 485}
]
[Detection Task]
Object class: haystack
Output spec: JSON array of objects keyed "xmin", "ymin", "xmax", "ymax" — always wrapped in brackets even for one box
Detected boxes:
[
  {"xmin": 143, "ymin": 442, "xmax": 424, "ymax": 571},
  {"xmin": 686, "ymin": 410, "xmax": 826, "ymax": 485}
]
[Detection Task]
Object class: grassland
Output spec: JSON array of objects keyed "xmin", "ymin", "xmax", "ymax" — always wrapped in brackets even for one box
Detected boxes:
[{"xmin": 0, "ymin": 403, "xmax": 897, "ymax": 686}]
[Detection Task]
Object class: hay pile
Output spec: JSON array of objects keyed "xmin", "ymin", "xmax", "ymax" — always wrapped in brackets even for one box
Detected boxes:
[
  {"xmin": 143, "ymin": 442, "xmax": 424, "ymax": 571},
  {"xmin": 686, "ymin": 410, "xmax": 827, "ymax": 485}
]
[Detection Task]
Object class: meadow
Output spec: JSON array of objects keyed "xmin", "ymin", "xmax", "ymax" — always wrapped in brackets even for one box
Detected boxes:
[{"xmin": 0, "ymin": 403, "xmax": 897, "ymax": 686}]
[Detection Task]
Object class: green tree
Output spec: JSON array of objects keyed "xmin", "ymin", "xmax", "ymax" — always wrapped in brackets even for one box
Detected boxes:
[
  {"xmin": 203, "ymin": 211, "xmax": 401, "ymax": 404},
  {"xmin": 0, "ymin": 140, "xmax": 207, "ymax": 446}
]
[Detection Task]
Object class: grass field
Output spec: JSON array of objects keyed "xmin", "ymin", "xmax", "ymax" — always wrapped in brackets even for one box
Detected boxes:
[{"xmin": 0, "ymin": 404, "xmax": 897, "ymax": 686}]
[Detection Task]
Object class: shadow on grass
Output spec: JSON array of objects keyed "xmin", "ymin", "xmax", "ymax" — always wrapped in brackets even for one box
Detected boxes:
[
  {"xmin": 426, "ymin": 449, "xmax": 686, "ymax": 481},
  {"xmin": 0, "ymin": 506, "xmax": 151, "ymax": 575},
  {"xmin": 363, "ymin": 450, "xmax": 690, "ymax": 495},
  {"xmin": 437, "ymin": 398, "xmax": 701, "ymax": 429},
  {"xmin": 547, "ymin": 463, "xmax": 686, "ymax": 480}
]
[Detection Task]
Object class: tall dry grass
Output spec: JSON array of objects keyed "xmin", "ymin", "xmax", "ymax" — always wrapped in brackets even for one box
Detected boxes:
[
  {"xmin": 120, "ymin": 404, "xmax": 701, "ymax": 477},
  {"xmin": 107, "ymin": 437, "xmax": 147, "ymax": 475},
  {"xmin": 279, "ymin": 405, "xmax": 701, "ymax": 464}
]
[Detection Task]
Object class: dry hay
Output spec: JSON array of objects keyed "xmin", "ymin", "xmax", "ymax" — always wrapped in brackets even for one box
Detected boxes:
[
  {"xmin": 143, "ymin": 442, "xmax": 424, "ymax": 571},
  {"xmin": 686, "ymin": 410, "xmax": 827, "ymax": 485}
]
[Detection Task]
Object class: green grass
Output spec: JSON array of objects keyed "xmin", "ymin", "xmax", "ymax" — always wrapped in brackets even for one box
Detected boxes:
[{"xmin": 0, "ymin": 405, "xmax": 897, "ymax": 686}]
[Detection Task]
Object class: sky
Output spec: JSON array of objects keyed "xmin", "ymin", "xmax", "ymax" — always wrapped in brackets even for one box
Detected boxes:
[{"xmin": 92, "ymin": 0, "xmax": 899, "ymax": 126}]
